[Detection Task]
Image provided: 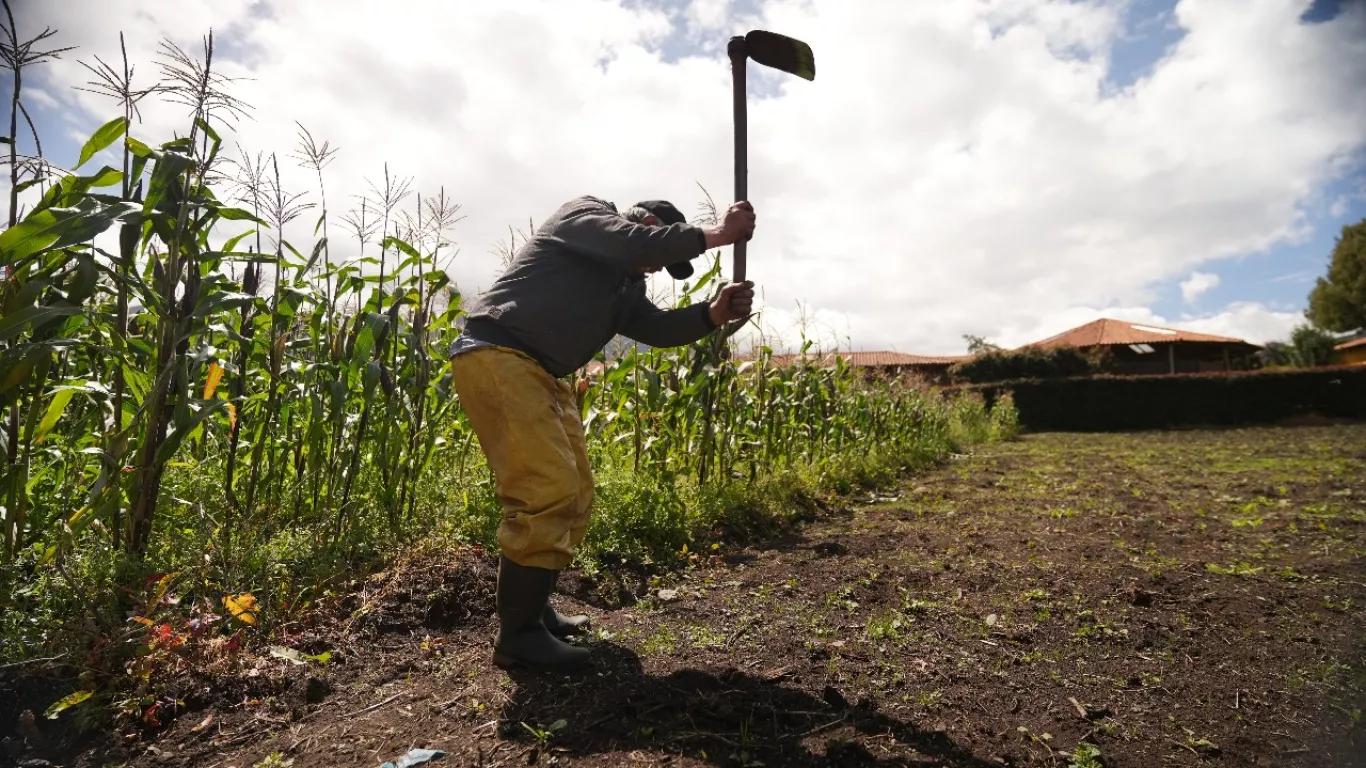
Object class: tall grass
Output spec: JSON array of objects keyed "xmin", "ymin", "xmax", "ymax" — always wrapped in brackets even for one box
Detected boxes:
[{"xmin": 0, "ymin": 24, "xmax": 1016, "ymax": 668}]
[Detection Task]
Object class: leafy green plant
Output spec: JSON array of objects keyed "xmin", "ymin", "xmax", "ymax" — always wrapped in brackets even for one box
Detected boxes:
[
  {"xmin": 1204, "ymin": 560, "xmax": 1263, "ymax": 576},
  {"xmin": 866, "ymin": 609, "xmax": 907, "ymax": 640},
  {"xmin": 1067, "ymin": 741, "xmax": 1105, "ymax": 768},
  {"xmin": 521, "ymin": 718, "xmax": 567, "ymax": 750},
  {"xmin": 253, "ymin": 752, "xmax": 294, "ymax": 768}
]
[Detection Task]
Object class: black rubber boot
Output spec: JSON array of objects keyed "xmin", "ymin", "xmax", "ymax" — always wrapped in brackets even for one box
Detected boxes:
[
  {"xmin": 543, "ymin": 571, "xmax": 590, "ymax": 637},
  {"xmin": 493, "ymin": 557, "xmax": 591, "ymax": 672}
]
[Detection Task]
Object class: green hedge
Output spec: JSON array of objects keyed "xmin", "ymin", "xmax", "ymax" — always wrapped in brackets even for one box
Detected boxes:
[
  {"xmin": 947, "ymin": 346, "xmax": 1108, "ymax": 383},
  {"xmin": 945, "ymin": 366, "xmax": 1366, "ymax": 432}
]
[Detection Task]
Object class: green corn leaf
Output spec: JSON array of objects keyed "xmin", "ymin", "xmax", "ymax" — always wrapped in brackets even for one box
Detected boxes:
[
  {"xmin": 4, "ymin": 277, "xmax": 49, "ymax": 315},
  {"xmin": 154, "ymin": 401, "xmax": 225, "ymax": 467},
  {"xmin": 141, "ymin": 149, "xmax": 196, "ymax": 213},
  {"xmin": 281, "ymin": 240, "xmax": 306, "ymax": 267},
  {"xmin": 32, "ymin": 388, "xmax": 77, "ymax": 445},
  {"xmin": 191, "ymin": 291, "xmax": 258, "ymax": 321},
  {"xmin": 0, "ymin": 345, "xmax": 49, "ymax": 395},
  {"xmin": 92, "ymin": 167, "xmax": 125, "ymax": 189},
  {"xmin": 0, "ymin": 202, "xmax": 140, "ymax": 265},
  {"xmin": 69, "ymin": 166, "xmax": 124, "ymax": 190},
  {"xmin": 194, "ymin": 117, "xmax": 221, "ymax": 146},
  {"xmin": 350, "ymin": 313, "xmax": 385, "ymax": 365},
  {"xmin": 277, "ymin": 287, "xmax": 314, "ymax": 319},
  {"xmin": 64, "ymin": 252, "xmax": 100, "ymax": 306},
  {"xmin": 363, "ymin": 360, "xmax": 381, "ymax": 394},
  {"xmin": 0, "ymin": 305, "xmax": 83, "ymax": 343},
  {"xmin": 128, "ymin": 141, "xmax": 151, "ymax": 189},
  {"xmin": 682, "ymin": 259, "xmax": 722, "ymax": 300},
  {"xmin": 13, "ymin": 176, "xmax": 46, "ymax": 195},
  {"xmin": 126, "ymin": 136, "xmax": 153, "ymax": 158},
  {"xmin": 301, "ymin": 237, "xmax": 328, "ymax": 277},
  {"xmin": 222, "ymin": 229, "xmax": 256, "ymax": 254},
  {"xmin": 76, "ymin": 116, "xmax": 128, "ymax": 169},
  {"xmin": 217, "ymin": 206, "xmax": 265, "ymax": 223},
  {"xmin": 210, "ymin": 250, "xmax": 271, "ymax": 264},
  {"xmin": 381, "ymin": 236, "xmax": 421, "ymax": 261}
]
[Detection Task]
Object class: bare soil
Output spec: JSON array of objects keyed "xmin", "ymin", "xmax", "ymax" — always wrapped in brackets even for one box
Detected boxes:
[{"xmin": 7, "ymin": 425, "xmax": 1365, "ymax": 768}]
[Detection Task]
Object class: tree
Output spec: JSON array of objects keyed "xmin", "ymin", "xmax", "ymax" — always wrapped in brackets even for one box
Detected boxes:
[
  {"xmin": 1306, "ymin": 216, "xmax": 1366, "ymax": 333},
  {"xmin": 1289, "ymin": 323, "xmax": 1338, "ymax": 367},
  {"xmin": 603, "ymin": 335, "xmax": 646, "ymax": 360},
  {"xmin": 1258, "ymin": 342, "xmax": 1293, "ymax": 367},
  {"xmin": 1258, "ymin": 323, "xmax": 1337, "ymax": 368},
  {"xmin": 963, "ymin": 334, "xmax": 1001, "ymax": 355}
]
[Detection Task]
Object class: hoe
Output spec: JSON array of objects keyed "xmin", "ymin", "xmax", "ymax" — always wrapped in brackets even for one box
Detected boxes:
[{"xmin": 726, "ymin": 30, "xmax": 816, "ymax": 284}]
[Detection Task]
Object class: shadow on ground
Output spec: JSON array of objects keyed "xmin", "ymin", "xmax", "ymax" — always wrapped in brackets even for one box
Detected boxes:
[{"xmin": 498, "ymin": 642, "xmax": 999, "ymax": 767}]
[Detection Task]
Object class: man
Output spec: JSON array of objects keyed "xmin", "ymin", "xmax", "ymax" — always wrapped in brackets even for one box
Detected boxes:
[{"xmin": 449, "ymin": 195, "xmax": 757, "ymax": 672}]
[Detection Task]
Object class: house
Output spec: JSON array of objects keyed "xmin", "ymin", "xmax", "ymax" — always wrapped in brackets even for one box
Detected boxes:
[
  {"xmin": 1333, "ymin": 336, "xmax": 1366, "ymax": 366},
  {"xmin": 1020, "ymin": 318, "xmax": 1262, "ymax": 375},
  {"xmin": 762, "ymin": 350, "xmax": 973, "ymax": 383}
]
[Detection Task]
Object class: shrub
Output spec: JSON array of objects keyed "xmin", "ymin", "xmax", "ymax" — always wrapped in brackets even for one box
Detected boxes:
[
  {"xmin": 949, "ymin": 346, "xmax": 1108, "ymax": 384},
  {"xmin": 952, "ymin": 366, "xmax": 1366, "ymax": 432},
  {"xmin": 988, "ymin": 391, "xmax": 1021, "ymax": 440}
]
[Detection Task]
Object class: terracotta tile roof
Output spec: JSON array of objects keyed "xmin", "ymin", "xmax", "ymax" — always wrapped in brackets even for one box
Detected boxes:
[
  {"xmin": 1023, "ymin": 318, "xmax": 1257, "ymax": 349},
  {"xmin": 1335, "ymin": 336, "xmax": 1366, "ymax": 351},
  {"xmin": 765, "ymin": 351, "xmax": 972, "ymax": 368}
]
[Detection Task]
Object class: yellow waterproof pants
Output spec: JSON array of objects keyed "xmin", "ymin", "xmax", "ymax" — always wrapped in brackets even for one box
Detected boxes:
[{"xmin": 449, "ymin": 346, "xmax": 594, "ymax": 570}]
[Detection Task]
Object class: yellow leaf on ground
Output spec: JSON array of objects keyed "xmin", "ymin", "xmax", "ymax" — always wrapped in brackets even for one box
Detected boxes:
[
  {"xmin": 225, "ymin": 593, "xmax": 258, "ymax": 625},
  {"xmin": 44, "ymin": 690, "xmax": 93, "ymax": 719}
]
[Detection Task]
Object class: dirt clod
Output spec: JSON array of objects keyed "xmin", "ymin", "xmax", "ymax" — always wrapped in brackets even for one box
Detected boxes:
[
  {"xmin": 305, "ymin": 676, "xmax": 330, "ymax": 704},
  {"xmin": 823, "ymin": 685, "xmax": 850, "ymax": 710}
]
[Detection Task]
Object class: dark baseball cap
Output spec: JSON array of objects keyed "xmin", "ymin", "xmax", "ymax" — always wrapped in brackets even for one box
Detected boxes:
[{"xmin": 634, "ymin": 199, "xmax": 695, "ymax": 280}]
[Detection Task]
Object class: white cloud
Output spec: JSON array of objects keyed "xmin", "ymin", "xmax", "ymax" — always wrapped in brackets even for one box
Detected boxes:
[
  {"xmin": 688, "ymin": 0, "xmax": 733, "ymax": 31},
  {"xmin": 15, "ymin": 0, "xmax": 1366, "ymax": 357},
  {"xmin": 25, "ymin": 87, "xmax": 59, "ymax": 111},
  {"xmin": 1175, "ymin": 301, "xmax": 1302, "ymax": 344},
  {"xmin": 1271, "ymin": 269, "xmax": 1315, "ymax": 284},
  {"xmin": 983, "ymin": 300, "xmax": 1300, "ymax": 351},
  {"xmin": 1179, "ymin": 270, "xmax": 1220, "ymax": 303},
  {"xmin": 1330, "ymin": 195, "xmax": 1349, "ymax": 217}
]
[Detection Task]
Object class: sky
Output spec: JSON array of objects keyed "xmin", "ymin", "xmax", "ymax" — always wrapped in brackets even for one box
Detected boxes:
[{"xmin": 6, "ymin": 0, "xmax": 1366, "ymax": 355}]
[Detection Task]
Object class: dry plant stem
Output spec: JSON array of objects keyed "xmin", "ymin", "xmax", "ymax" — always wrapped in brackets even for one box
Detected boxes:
[{"xmin": 342, "ymin": 692, "xmax": 405, "ymax": 719}]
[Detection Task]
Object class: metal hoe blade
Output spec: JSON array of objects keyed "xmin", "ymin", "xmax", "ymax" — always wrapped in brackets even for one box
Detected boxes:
[{"xmin": 744, "ymin": 30, "xmax": 816, "ymax": 81}]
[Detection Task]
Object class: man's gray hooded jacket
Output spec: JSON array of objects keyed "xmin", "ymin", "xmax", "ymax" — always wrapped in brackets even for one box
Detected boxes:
[{"xmin": 452, "ymin": 196, "xmax": 718, "ymax": 378}]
